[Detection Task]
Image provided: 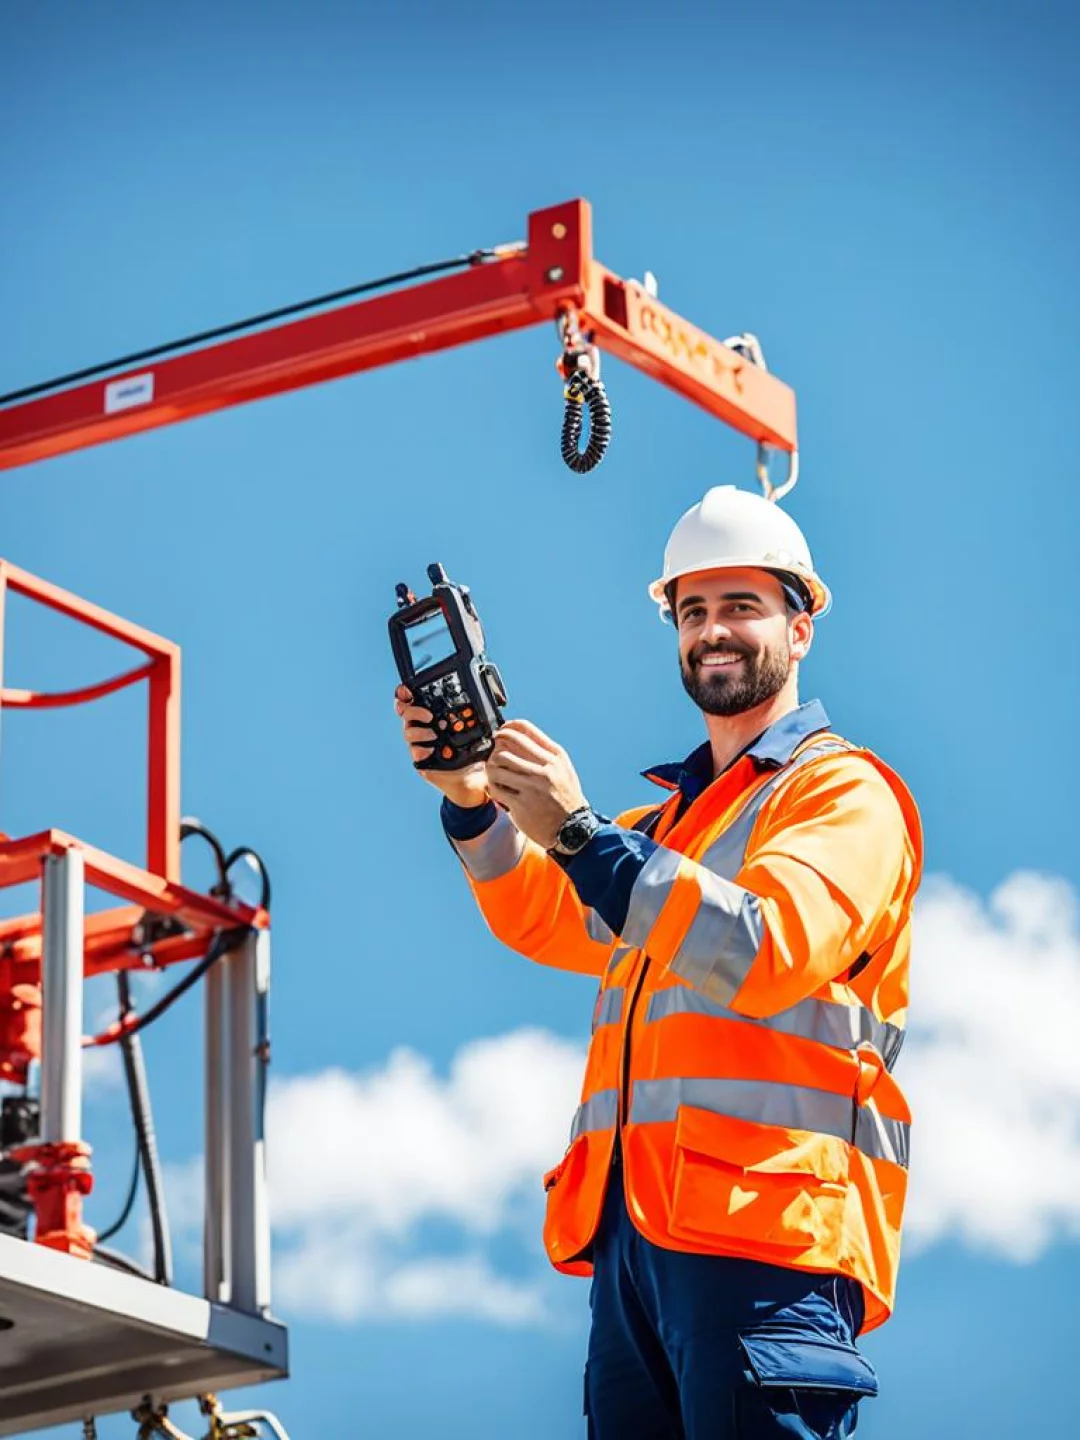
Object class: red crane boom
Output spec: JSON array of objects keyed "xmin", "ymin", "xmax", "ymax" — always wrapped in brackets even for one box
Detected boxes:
[{"xmin": 0, "ymin": 199, "xmax": 796, "ymax": 472}]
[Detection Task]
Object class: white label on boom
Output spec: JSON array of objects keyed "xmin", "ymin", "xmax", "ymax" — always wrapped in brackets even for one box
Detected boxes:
[{"xmin": 104, "ymin": 372, "xmax": 155, "ymax": 414}]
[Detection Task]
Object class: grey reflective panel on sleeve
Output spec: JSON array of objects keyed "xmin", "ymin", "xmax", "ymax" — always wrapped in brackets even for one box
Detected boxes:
[
  {"xmin": 628, "ymin": 1075, "xmax": 909, "ymax": 1168},
  {"xmin": 854, "ymin": 1103, "xmax": 910, "ymax": 1169},
  {"xmin": 621, "ymin": 847, "xmax": 684, "ymax": 949},
  {"xmin": 450, "ymin": 809, "xmax": 525, "ymax": 882},
  {"xmin": 569, "ymin": 1088, "xmax": 619, "ymax": 1141},
  {"xmin": 585, "ymin": 907, "xmax": 615, "ymax": 945},
  {"xmin": 665, "ymin": 879, "xmax": 763, "ymax": 1003},
  {"xmin": 593, "ymin": 987, "xmax": 625, "ymax": 1031},
  {"xmin": 880, "ymin": 1023, "xmax": 905, "ymax": 1071},
  {"xmin": 644, "ymin": 986, "xmax": 906, "ymax": 1063}
]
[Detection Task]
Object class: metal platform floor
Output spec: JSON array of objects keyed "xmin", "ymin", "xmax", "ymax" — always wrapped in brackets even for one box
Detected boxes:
[{"xmin": 0, "ymin": 1235, "xmax": 288, "ymax": 1435}]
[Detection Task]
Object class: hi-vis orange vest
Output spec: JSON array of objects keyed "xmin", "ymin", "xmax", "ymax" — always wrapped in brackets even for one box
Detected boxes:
[{"xmin": 449, "ymin": 723, "xmax": 922, "ymax": 1334}]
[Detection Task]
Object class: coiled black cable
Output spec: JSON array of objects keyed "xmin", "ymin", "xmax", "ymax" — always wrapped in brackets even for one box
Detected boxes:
[{"xmin": 561, "ymin": 371, "xmax": 612, "ymax": 474}]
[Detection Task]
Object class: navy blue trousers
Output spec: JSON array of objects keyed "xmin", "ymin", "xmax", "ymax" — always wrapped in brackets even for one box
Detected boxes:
[{"xmin": 585, "ymin": 1161, "xmax": 877, "ymax": 1439}]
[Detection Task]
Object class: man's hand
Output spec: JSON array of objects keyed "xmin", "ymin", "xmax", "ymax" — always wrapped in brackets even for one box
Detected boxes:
[
  {"xmin": 486, "ymin": 719, "xmax": 588, "ymax": 850},
  {"xmin": 394, "ymin": 685, "xmax": 490, "ymax": 809}
]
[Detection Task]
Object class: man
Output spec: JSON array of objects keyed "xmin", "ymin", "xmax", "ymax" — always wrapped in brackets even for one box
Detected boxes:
[{"xmin": 395, "ymin": 485, "xmax": 922, "ymax": 1439}]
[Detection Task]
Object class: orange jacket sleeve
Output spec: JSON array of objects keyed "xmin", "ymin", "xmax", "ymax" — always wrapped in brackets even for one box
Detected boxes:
[{"xmin": 447, "ymin": 808, "xmax": 617, "ymax": 977}]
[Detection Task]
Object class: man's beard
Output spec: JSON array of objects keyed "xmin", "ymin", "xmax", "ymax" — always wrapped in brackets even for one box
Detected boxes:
[{"xmin": 680, "ymin": 639, "xmax": 792, "ymax": 717}]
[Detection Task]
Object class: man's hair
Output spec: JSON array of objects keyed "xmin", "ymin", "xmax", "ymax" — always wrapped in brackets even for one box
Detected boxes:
[{"xmin": 665, "ymin": 571, "xmax": 812, "ymax": 618}]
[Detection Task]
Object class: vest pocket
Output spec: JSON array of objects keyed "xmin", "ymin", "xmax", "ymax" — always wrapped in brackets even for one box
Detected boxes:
[{"xmin": 670, "ymin": 1106, "xmax": 850, "ymax": 1251}]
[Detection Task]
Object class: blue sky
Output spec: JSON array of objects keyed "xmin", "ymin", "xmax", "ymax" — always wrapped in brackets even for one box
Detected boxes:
[{"xmin": 2, "ymin": 1, "xmax": 1079, "ymax": 1436}]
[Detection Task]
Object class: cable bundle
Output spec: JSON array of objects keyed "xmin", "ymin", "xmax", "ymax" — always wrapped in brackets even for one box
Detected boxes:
[{"xmin": 561, "ymin": 370, "xmax": 612, "ymax": 474}]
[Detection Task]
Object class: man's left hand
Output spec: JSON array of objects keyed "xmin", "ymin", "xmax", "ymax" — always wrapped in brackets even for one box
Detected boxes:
[{"xmin": 486, "ymin": 719, "xmax": 588, "ymax": 851}]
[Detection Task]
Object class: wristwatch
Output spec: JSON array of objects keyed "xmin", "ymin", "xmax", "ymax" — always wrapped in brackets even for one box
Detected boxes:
[{"xmin": 550, "ymin": 805, "xmax": 604, "ymax": 857}]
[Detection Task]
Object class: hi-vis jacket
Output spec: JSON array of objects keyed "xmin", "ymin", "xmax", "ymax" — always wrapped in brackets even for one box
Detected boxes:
[{"xmin": 446, "ymin": 702, "xmax": 922, "ymax": 1333}]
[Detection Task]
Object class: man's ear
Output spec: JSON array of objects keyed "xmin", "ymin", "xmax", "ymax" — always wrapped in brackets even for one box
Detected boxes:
[{"xmin": 789, "ymin": 612, "xmax": 814, "ymax": 662}]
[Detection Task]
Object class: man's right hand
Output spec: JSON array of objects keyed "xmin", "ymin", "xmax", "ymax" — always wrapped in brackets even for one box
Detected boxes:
[{"xmin": 394, "ymin": 685, "xmax": 491, "ymax": 809}]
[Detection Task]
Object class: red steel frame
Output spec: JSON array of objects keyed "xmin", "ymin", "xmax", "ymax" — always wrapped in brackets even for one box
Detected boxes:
[
  {"xmin": 0, "ymin": 561, "xmax": 263, "ymax": 1065},
  {"xmin": 0, "ymin": 563, "xmax": 263, "ymax": 1253},
  {"xmin": 0, "ymin": 559, "xmax": 181, "ymax": 883},
  {"xmin": 0, "ymin": 199, "xmax": 797, "ymax": 471}
]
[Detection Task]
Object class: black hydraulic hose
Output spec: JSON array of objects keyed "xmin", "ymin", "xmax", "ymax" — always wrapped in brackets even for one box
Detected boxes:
[
  {"xmin": 117, "ymin": 971, "xmax": 172, "ymax": 1286},
  {"xmin": 96, "ymin": 1142, "xmax": 140, "ymax": 1244},
  {"xmin": 561, "ymin": 371, "xmax": 612, "ymax": 474},
  {"xmin": 180, "ymin": 817, "xmax": 230, "ymax": 892},
  {"xmin": 181, "ymin": 818, "xmax": 272, "ymax": 910},
  {"xmin": 1, "ymin": 250, "xmax": 509, "ymax": 406},
  {"xmin": 91, "ymin": 927, "xmax": 245, "ymax": 1046},
  {"xmin": 224, "ymin": 845, "xmax": 272, "ymax": 911}
]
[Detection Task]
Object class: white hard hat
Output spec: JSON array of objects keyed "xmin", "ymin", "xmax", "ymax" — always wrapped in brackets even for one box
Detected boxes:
[{"xmin": 649, "ymin": 485, "xmax": 831, "ymax": 617}]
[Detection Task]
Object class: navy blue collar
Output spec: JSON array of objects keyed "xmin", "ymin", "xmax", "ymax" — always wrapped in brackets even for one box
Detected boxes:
[{"xmin": 642, "ymin": 700, "xmax": 832, "ymax": 801}]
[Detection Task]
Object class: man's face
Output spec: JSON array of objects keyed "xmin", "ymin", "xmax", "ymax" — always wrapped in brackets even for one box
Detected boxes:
[{"xmin": 674, "ymin": 568, "xmax": 812, "ymax": 717}]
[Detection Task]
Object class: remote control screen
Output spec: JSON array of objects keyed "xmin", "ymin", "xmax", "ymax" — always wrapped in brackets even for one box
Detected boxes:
[{"xmin": 405, "ymin": 608, "xmax": 455, "ymax": 672}]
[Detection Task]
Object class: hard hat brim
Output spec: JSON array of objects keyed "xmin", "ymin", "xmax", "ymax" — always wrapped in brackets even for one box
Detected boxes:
[{"xmin": 649, "ymin": 562, "xmax": 832, "ymax": 617}]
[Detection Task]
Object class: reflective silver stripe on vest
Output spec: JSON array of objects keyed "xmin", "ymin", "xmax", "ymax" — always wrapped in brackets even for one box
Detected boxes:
[
  {"xmin": 644, "ymin": 986, "xmax": 905, "ymax": 1065},
  {"xmin": 628, "ymin": 1075, "xmax": 908, "ymax": 1168},
  {"xmin": 593, "ymin": 986, "xmax": 625, "ymax": 1031},
  {"xmin": 585, "ymin": 907, "xmax": 615, "ymax": 945},
  {"xmin": 607, "ymin": 944, "xmax": 634, "ymax": 975},
  {"xmin": 450, "ymin": 809, "xmax": 525, "ymax": 882},
  {"xmin": 569, "ymin": 1088, "xmax": 619, "ymax": 1141}
]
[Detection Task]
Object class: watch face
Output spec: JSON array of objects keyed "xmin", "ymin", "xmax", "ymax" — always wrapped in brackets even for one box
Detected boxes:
[{"xmin": 559, "ymin": 811, "xmax": 598, "ymax": 853}]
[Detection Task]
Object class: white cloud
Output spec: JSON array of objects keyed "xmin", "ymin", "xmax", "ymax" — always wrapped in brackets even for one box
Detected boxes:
[
  {"xmin": 275, "ymin": 1237, "xmax": 547, "ymax": 1327},
  {"xmin": 149, "ymin": 870, "xmax": 1080, "ymax": 1325},
  {"xmin": 163, "ymin": 1027, "xmax": 585, "ymax": 1326},
  {"xmin": 901, "ymin": 872, "xmax": 1080, "ymax": 1260},
  {"xmin": 267, "ymin": 1028, "xmax": 583, "ymax": 1236}
]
